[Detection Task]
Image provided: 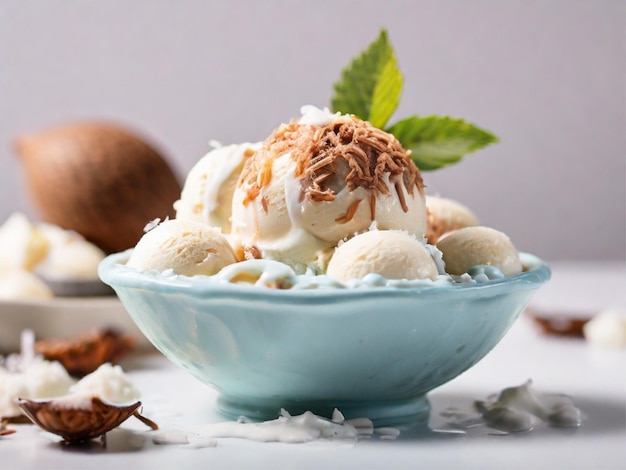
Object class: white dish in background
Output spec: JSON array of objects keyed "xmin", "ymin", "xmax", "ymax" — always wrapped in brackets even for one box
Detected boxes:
[{"xmin": 0, "ymin": 296, "xmax": 151, "ymax": 354}]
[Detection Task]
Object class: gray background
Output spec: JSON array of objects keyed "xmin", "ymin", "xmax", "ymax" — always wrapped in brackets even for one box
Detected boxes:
[{"xmin": 0, "ymin": 0, "xmax": 624, "ymax": 262}]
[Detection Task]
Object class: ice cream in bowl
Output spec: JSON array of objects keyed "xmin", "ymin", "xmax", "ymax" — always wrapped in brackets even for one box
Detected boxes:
[{"xmin": 99, "ymin": 102, "xmax": 550, "ymax": 426}]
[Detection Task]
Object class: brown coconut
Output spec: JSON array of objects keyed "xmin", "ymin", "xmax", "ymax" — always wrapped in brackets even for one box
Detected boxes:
[{"xmin": 14, "ymin": 122, "xmax": 181, "ymax": 253}]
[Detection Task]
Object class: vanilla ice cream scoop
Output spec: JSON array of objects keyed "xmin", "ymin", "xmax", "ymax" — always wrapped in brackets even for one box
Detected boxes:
[
  {"xmin": 437, "ymin": 226, "xmax": 522, "ymax": 276},
  {"xmin": 425, "ymin": 195, "xmax": 479, "ymax": 244},
  {"xmin": 126, "ymin": 219, "xmax": 237, "ymax": 276},
  {"xmin": 231, "ymin": 106, "xmax": 427, "ymax": 272},
  {"xmin": 326, "ymin": 230, "xmax": 438, "ymax": 283},
  {"xmin": 174, "ymin": 142, "xmax": 260, "ymax": 233}
]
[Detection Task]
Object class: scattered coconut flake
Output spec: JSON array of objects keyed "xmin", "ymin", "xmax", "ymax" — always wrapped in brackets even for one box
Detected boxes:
[
  {"xmin": 20, "ymin": 329, "xmax": 35, "ymax": 368},
  {"xmin": 344, "ymin": 417, "xmax": 375, "ymax": 435},
  {"xmin": 375, "ymin": 427, "xmax": 401, "ymax": 440},
  {"xmin": 143, "ymin": 217, "xmax": 169, "ymax": 233},
  {"xmin": 2, "ymin": 329, "xmax": 36, "ymax": 372},
  {"xmin": 583, "ymin": 309, "xmax": 626, "ymax": 349},
  {"xmin": 443, "ymin": 380, "xmax": 583, "ymax": 434},
  {"xmin": 0, "ymin": 358, "xmax": 75, "ymax": 418},
  {"xmin": 186, "ymin": 432, "xmax": 218, "ymax": 448},
  {"xmin": 331, "ymin": 408, "xmax": 345, "ymax": 424},
  {"xmin": 152, "ymin": 429, "xmax": 189, "ymax": 445},
  {"xmin": 298, "ymin": 105, "xmax": 341, "ymax": 126},
  {"xmin": 37, "ymin": 394, "xmax": 96, "ymax": 410},
  {"xmin": 70, "ymin": 363, "xmax": 141, "ymax": 405}
]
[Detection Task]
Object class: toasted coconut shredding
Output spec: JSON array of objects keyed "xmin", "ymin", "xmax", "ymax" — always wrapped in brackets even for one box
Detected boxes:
[
  {"xmin": 243, "ymin": 147, "xmax": 257, "ymax": 158},
  {"xmin": 240, "ymin": 115, "xmax": 424, "ymax": 219},
  {"xmin": 369, "ymin": 191, "xmax": 377, "ymax": 220},
  {"xmin": 394, "ymin": 179, "xmax": 408, "ymax": 212},
  {"xmin": 258, "ymin": 156, "xmax": 274, "ymax": 188},
  {"xmin": 242, "ymin": 244, "xmax": 263, "ymax": 261},
  {"xmin": 335, "ymin": 198, "xmax": 362, "ymax": 224}
]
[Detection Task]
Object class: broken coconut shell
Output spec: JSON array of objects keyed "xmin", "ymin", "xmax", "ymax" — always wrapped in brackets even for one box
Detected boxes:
[
  {"xmin": 18, "ymin": 396, "xmax": 157, "ymax": 443},
  {"xmin": 35, "ymin": 328, "xmax": 136, "ymax": 377},
  {"xmin": 15, "ymin": 122, "xmax": 181, "ymax": 254},
  {"xmin": 0, "ymin": 418, "xmax": 17, "ymax": 436}
]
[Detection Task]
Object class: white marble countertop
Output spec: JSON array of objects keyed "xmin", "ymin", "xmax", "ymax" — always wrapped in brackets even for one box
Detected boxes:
[{"xmin": 2, "ymin": 261, "xmax": 625, "ymax": 470}]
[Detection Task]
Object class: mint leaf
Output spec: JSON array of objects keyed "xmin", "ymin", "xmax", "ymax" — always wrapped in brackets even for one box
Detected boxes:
[
  {"xmin": 330, "ymin": 29, "xmax": 500, "ymax": 170},
  {"xmin": 369, "ymin": 57, "xmax": 403, "ymax": 130},
  {"xmin": 331, "ymin": 29, "xmax": 402, "ymax": 129},
  {"xmin": 387, "ymin": 115, "xmax": 499, "ymax": 171}
]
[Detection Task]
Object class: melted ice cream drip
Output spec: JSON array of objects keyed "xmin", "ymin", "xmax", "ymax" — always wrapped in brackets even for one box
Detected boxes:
[
  {"xmin": 143, "ymin": 257, "xmax": 508, "ymax": 291},
  {"xmin": 443, "ymin": 380, "xmax": 583, "ymax": 433},
  {"xmin": 151, "ymin": 408, "xmax": 385, "ymax": 445}
]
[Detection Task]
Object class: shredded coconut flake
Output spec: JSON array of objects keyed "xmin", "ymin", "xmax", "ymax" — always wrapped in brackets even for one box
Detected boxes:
[{"xmin": 144, "ymin": 217, "xmax": 169, "ymax": 233}]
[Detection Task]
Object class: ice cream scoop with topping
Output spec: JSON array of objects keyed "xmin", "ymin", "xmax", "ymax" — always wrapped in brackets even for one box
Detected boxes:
[{"xmin": 230, "ymin": 106, "xmax": 427, "ymax": 273}]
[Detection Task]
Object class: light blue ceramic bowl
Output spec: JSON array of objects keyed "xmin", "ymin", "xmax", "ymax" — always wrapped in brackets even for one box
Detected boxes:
[{"xmin": 99, "ymin": 252, "xmax": 550, "ymax": 426}]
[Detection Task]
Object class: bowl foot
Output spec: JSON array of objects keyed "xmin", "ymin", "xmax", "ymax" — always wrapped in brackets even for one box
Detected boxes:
[{"xmin": 216, "ymin": 395, "xmax": 431, "ymax": 427}]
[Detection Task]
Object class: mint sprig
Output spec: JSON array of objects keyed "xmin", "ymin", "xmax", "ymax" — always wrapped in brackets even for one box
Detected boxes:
[
  {"xmin": 331, "ymin": 29, "xmax": 499, "ymax": 171},
  {"xmin": 331, "ymin": 29, "xmax": 402, "ymax": 129}
]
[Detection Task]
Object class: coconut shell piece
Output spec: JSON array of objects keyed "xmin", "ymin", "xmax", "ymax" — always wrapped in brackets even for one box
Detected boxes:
[
  {"xmin": 18, "ymin": 397, "xmax": 157, "ymax": 443},
  {"xmin": 525, "ymin": 308, "xmax": 591, "ymax": 337},
  {"xmin": 35, "ymin": 328, "xmax": 136, "ymax": 377},
  {"xmin": 1, "ymin": 418, "xmax": 17, "ymax": 436},
  {"xmin": 15, "ymin": 122, "xmax": 181, "ymax": 253}
]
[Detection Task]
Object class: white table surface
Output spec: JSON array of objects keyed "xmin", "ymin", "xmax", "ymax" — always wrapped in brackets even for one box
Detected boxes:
[{"xmin": 2, "ymin": 261, "xmax": 625, "ymax": 470}]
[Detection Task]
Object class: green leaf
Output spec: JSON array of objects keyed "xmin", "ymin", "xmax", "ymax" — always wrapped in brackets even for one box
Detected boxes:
[
  {"xmin": 369, "ymin": 57, "xmax": 403, "ymax": 129},
  {"xmin": 330, "ymin": 29, "xmax": 500, "ymax": 170},
  {"xmin": 387, "ymin": 115, "xmax": 499, "ymax": 171},
  {"xmin": 331, "ymin": 29, "xmax": 402, "ymax": 129}
]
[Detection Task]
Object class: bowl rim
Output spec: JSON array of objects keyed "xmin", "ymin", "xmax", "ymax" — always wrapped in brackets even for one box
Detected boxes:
[{"xmin": 99, "ymin": 250, "xmax": 551, "ymax": 303}]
